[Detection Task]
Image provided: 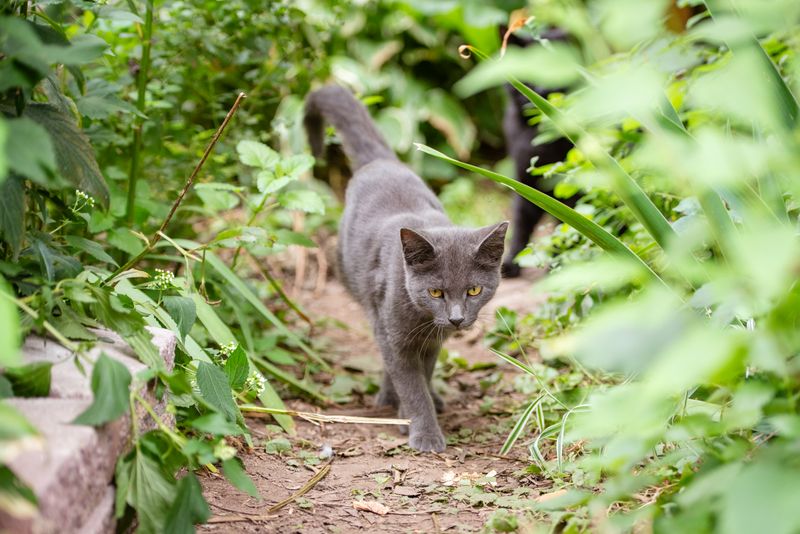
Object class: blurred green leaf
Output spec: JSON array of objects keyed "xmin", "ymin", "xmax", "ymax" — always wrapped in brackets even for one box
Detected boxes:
[
  {"xmin": 24, "ymin": 103, "xmax": 109, "ymax": 208},
  {"xmin": 0, "ymin": 176, "xmax": 25, "ymax": 260},
  {"xmin": 237, "ymin": 140, "xmax": 279, "ymax": 169},
  {"xmin": 5, "ymin": 117, "xmax": 57, "ymax": 185},
  {"xmin": 278, "ymin": 189, "xmax": 325, "ymax": 214},
  {"xmin": 4, "ymin": 362, "xmax": 51, "ymax": 397},
  {"xmin": 64, "ymin": 235, "xmax": 118, "ymax": 267},
  {"xmin": 162, "ymin": 296, "xmax": 196, "ymax": 341},
  {"xmin": 73, "ymin": 353, "xmax": 132, "ymax": 426},
  {"xmin": 164, "ymin": 473, "xmax": 210, "ymax": 534},
  {"xmin": 221, "ymin": 457, "xmax": 259, "ymax": 498}
]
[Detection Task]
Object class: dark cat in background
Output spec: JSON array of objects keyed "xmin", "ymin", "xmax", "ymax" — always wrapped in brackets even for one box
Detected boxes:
[
  {"xmin": 305, "ymin": 86, "xmax": 508, "ymax": 452},
  {"xmin": 501, "ymin": 28, "xmax": 574, "ymax": 278}
]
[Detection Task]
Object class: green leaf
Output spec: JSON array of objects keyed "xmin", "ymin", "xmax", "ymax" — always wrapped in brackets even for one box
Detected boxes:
[
  {"xmin": 190, "ymin": 294, "xmax": 235, "ymax": 344},
  {"xmin": 164, "ymin": 473, "xmax": 210, "ymax": 534},
  {"xmin": 116, "ymin": 448, "xmax": 175, "ymax": 533},
  {"xmin": 0, "ymin": 277, "xmax": 21, "ymax": 368},
  {"xmin": 196, "ymin": 362, "xmax": 239, "ymax": 422},
  {"xmin": 76, "ymin": 95, "xmax": 142, "ymax": 120},
  {"xmin": 279, "ymin": 153, "xmax": 315, "ymax": 178},
  {"xmin": 5, "ymin": 117, "xmax": 57, "ymax": 185},
  {"xmin": 258, "ymin": 378, "xmax": 295, "ymax": 435},
  {"xmin": 64, "ymin": 235, "xmax": 118, "ymax": 266},
  {"xmin": 256, "ymin": 173, "xmax": 294, "ymax": 195},
  {"xmin": 0, "ymin": 376, "xmax": 12, "ymax": 398},
  {"xmin": 221, "ymin": 457, "xmax": 259, "ymax": 498},
  {"xmin": 273, "ymin": 229, "xmax": 317, "ymax": 248},
  {"xmin": 0, "ymin": 118, "xmax": 7, "ymax": 183},
  {"xmin": 236, "ymin": 140, "xmax": 279, "ymax": 169},
  {"xmin": 0, "ymin": 402, "xmax": 38, "ymax": 441},
  {"xmin": 0, "ymin": 176, "xmax": 24, "ymax": 260},
  {"xmin": 73, "ymin": 353, "xmax": 132, "ymax": 426},
  {"xmin": 720, "ymin": 458, "xmax": 800, "ymax": 534},
  {"xmin": 224, "ymin": 347, "xmax": 249, "ymax": 391},
  {"xmin": 24, "ymin": 103, "xmax": 109, "ymax": 208},
  {"xmin": 0, "ymin": 466, "xmax": 37, "ymax": 517},
  {"xmin": 190, "ymin": 413, "xmax": 245, "ymax": 436},
  {"xmin": 47, "ymin": 34, "xmax": 108, "ymax": 66},
  {"xmin": 278, "ymin": 190, "xmax": 325, "ymax": 214},
  {"xmin": 162, "ymin": 296, "xmax": 196, "ymax": 341},
  {"xmin": 4, "ymin": 362, "xmax": 51, "ymax": 397}
]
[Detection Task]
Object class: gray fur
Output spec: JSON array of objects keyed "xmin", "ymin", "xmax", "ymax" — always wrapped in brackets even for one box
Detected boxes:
[{"xmin": 305, "ymin": 86, "xmax": 507, "ymax": 452}]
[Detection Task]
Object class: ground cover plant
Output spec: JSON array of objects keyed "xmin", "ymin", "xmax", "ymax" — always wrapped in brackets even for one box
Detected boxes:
[{"xmin": 1, "ymin": 0, "xmax": 799, "ymax": 532}]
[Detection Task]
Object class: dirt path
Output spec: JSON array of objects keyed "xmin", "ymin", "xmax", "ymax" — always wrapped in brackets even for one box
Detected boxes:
[{"xmin": 200, "ymin": 271, "xmax": 550, "ymax": 533}]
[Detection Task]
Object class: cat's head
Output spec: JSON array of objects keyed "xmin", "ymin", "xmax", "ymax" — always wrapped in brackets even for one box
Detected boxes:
[{"xmin": 400, "ymin": 222, "xmax": 509, "ymax": 331}]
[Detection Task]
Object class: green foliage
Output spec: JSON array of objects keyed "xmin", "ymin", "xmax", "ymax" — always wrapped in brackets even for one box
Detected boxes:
[
  {"xmin": 73, "ymin": 353, "xmax": 132, "ymax": 426},
  {"xmin": 439, "ymin": 2, "xmax": 800, "ymax": 531},
  {"xmin": 3, "ymin": 362, "xmax": 52, "ymax": 398}
]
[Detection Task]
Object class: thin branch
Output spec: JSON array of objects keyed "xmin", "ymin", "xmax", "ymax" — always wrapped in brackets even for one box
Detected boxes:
[
  {"xmin": 106, "ymin": 92, "xmax": 247, "ymax": 283},
  {"xmin": 244, "ymin": 249, "xmax": 312, "ymax": 324},
  {"xmin": 267, "ymin": 460, "xmax": 332, "ymax": 514}
]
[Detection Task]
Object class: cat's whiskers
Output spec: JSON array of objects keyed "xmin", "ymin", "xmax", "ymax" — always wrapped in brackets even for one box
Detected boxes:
[{"xmin": 403, "ymin": 319, "xmax": 436, "ymax": 347}]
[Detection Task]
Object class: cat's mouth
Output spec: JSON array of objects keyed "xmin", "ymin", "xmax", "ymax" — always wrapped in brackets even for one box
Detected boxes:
[{"xmin": 439, "ymin": 320, "xmax": 476, "ymax": 332}]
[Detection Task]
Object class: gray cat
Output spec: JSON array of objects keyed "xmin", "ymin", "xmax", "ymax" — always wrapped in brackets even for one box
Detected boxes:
[{"xmin": 305, "ymin": 86, "xmax": 507, "ymax": 452}]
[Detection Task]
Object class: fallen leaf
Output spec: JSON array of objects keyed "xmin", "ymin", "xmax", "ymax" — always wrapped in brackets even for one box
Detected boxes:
[
  {"xmin": 353, "ymin": 500, "xmax": 390, "ymax": 516},
  {"xmin": 536, "ymin": 489, "xmax": 568, "ymax": 503}
]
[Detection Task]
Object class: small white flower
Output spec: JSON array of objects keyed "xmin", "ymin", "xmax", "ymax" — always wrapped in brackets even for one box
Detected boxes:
[
  {"xmin": 244, "ymin": 370, "xmax": 265, "ymax": 395},
  {"xmin": 151, "ymin": 268, "xmax": 176, "ymax": 290}
]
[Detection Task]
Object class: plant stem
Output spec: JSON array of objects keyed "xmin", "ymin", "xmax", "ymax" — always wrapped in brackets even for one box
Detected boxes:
[
  {"xmin": 125, "ymin": 0, "xmax": 155, "ymax": 224},
  {"xmin": 2, "ymin": 291, "xmax": 80, "ymax": 353},
  {"xmin": 244, "ymin": 249, "xmax": 312, "ymax": 325},
  {"xmin": 107, "ymin": 92, "xmax": 247, "ymax": 283}
]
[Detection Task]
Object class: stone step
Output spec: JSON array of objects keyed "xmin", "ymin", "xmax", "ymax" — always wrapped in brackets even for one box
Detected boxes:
[{"xmin": 0, "ymin": 327, "xmax": 176, "ymax": 534}]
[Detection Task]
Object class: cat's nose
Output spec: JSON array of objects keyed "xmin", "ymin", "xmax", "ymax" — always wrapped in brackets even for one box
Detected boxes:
[{"xmin": 449, "ymin": 316, "xmax": 464, "ymax": 327}]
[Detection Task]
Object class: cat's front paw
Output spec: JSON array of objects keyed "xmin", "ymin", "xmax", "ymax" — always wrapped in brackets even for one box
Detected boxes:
[{"xmin": 409, "ymin": 430, "xmax": 446, "ymax": 453}]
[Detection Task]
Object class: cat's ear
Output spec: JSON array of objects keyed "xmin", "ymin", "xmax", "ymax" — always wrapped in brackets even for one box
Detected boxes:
[
  {"xmin": 475, "ymin": 221, "xmax": 509, "ymax": 266},
  {"xmin": 400, "ymin": 228, "xmax": 435, "ymax": 267}
]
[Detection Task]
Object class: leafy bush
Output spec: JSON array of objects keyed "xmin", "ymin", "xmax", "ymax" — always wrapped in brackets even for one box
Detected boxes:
[
  {"xmin": 0, "ymin": 0, "xmax": 520, "ymax": 529},
  {"xmin": 424, "ymin": 1, "xmax": 800, "ymax": 531}
]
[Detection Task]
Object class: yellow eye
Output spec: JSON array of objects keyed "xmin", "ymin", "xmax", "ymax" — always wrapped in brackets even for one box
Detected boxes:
[
  {"xmin": 428, "ymin": 288, "xmax": 443, "ymax": 298},
  {"xmin": 467, "ymin": 286, "xmax": 482, "ymax": 296}
]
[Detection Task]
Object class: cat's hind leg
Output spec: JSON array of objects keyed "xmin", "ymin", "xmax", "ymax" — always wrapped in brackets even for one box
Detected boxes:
[{"xmin": 376, "ymin": 374, "xmax": 399, "ymax": 408}]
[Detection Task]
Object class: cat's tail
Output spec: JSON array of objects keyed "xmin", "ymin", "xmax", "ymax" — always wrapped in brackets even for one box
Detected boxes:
[{"xmin": 304, "ymin": 85, "xmax": 398, "ymax": 170}]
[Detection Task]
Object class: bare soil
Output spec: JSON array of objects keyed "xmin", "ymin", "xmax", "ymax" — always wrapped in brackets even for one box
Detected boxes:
[{"xmin": 199, "ymin": 269, "xmax": 551, "ymax": 533}]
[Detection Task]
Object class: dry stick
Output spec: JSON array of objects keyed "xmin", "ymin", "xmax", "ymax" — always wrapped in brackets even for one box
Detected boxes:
[
  {"xmin": 105, "ymin": 92, "xmax": 247, "ymax": 283},
  {"xmin": 239, "ymin": 404, "xmax": 411, "ymax": 426},
  {"xmin": 244, "ymin": 249, "xmax": 312, "ymax": 324},
  {"xmin": 267, "ymin": 460, "xmax": 332, "ymax": 514},
  {"xmin": 207, "ymin": 460, "xmax": 333, "ymax": 523},
  {"xmin": 313, "ymin": 243, "xmax": 328, "ymax": 296}
]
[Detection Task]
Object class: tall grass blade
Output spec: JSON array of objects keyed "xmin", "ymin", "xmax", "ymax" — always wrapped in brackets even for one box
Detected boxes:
[
  {"xmin": 417, "ymin": 144, "xmax": 665, "ymax": 285},
  {"xmin": 500, "ymin": 395, "xmax": 544, "ymax": 455}
]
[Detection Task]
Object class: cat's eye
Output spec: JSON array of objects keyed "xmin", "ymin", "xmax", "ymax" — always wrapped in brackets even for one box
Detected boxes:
[
  {"xmin": 428, "ymin": 288, "xmax": 443, "ymax": 298},
  {"xmin": 467, "ymin": 285, "xmax": 482, "ymax": 296}
]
